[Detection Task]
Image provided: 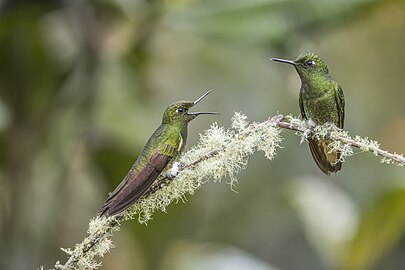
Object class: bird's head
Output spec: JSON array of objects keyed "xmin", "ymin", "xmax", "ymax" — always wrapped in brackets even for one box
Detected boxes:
[
  {"xmin": 271, "ymin": 52, "xmax": 329, "ymax": 80},
  {"xmin": 162, "ymin": 91, "xmax": 218, "ymax": 125}
]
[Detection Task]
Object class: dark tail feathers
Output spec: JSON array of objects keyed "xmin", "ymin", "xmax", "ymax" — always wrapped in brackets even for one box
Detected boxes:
[{"xmin": 308, "ymin": 138, "xmax": 342, "ymax": 175}]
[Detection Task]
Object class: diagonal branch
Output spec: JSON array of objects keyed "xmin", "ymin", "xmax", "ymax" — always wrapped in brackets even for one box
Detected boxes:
[
  {"xmin": 47, "ymin": 113, "xmax": 404, "ymax": 270},
  {"xmin": 270, "ymin": 114, "xmax": 405, "ymax": 166}
]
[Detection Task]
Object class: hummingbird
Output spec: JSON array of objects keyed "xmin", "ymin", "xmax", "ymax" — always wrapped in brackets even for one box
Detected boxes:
[
  {"xmin": 271, "ymin": 52, "xmax": 345, "ymax": 175},
  {"xmin": 99, "ymin": 91, "xmax": 218, "ymax": 217}
]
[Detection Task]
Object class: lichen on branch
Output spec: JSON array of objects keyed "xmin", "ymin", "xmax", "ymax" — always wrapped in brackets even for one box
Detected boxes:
[
  {"xmin": 46, "ymin": 113, "xmax": 404, "ymax": 270},
  {"xmin": 275, "ymin": 115, "xmax": 405, "ymax": 166},
  {"xmin": 125, "ymin": 112, "xmax": 283, "ymax": 223},
  {"xmin": 50, "ymin": 112, "xmax": 282, "ymax": 270}
]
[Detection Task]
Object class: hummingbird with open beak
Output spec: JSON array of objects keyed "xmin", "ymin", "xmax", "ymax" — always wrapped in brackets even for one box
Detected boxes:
[
  {"xmin": 99, "ymin": 91, "xmax": 218, "ymax": 217},
  {"xmin": 271, "ymin": 52, "xmax": 345, "ymax": 175}
]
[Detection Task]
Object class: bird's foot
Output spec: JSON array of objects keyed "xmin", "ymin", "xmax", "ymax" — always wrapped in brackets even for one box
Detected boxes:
[
  {"xmin": 299, "ymin": 119, "xmax": 317, "ymax": 143},
  {"xmin": 166, "ymin": 162, "xmax": 181, "ymax": 179},
  {"xmin": 307, "ymin": 119, "xmax": 317, "ymax": 128}
]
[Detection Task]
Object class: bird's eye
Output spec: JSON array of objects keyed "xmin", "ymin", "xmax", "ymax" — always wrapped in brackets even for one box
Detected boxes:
[
  {"xmin": 306, "ymin": 60, "xmax": 315, "ymax": 66},
  {"xmin": 176, "ymin": 108, "xmax": 186, "ymax": 113}
]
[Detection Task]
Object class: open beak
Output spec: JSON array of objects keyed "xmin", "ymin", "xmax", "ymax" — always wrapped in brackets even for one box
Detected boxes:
[
  {"xmin": 270, "ymin": 58, "xmax": 296, "ymax": 66},
  {"xmin": 193, "ymin": 90, "xmax": 211, "ymax": 106},
  {"xmin": 188, "ymin": 111, "xmax": 219, "ymax": 116},
  {"xmin": 188, "ymin": 91, "xmax": 219, "ymax": 116}
]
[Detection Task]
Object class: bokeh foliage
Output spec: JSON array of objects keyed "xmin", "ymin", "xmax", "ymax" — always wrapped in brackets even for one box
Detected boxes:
[{"xmin": 1, "ymin": 0, "xmax": 405, "ymax": 269}]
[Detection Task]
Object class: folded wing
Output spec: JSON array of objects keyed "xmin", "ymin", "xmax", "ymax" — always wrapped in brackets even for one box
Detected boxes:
[{"xmin": 99, "ymin": 143, "xmax": 178, "ymax": 217}]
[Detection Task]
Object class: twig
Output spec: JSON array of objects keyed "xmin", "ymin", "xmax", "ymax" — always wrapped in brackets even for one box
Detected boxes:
[{"xmin": 269, "ymin": 114, "xmax": 405, "ymax": 166}]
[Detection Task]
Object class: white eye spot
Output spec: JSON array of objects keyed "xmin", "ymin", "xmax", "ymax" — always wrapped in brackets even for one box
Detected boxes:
[
  {"xmin": 176, "ymin": 108, "xmax": 185, "ymax": 113},
  {"xmin": 306, "ymin": 60, "xmax": 315, "ymax": 66}
]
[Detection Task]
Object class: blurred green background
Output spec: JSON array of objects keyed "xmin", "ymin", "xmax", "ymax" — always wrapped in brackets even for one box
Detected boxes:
[{"xmin": 1, "ymin": 0, "xmax": 405, "ymax": 269}]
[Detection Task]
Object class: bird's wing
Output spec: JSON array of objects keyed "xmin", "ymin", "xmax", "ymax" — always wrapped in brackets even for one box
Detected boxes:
[
  {"xmin": 334, "ymin": 84, "xmax": 345, "ymax": 129},
  {"xmin": 299, "ymin": 91, "xmax": 307, "ymax": 120},
  {"xmin": 99, "ymin": 137, "xmax": 180, "ymax": 217},
  {"xmin": 101, "ymin": 171, "xmax": 130, "ymax": 207},
  {"xmin": 304, "ymin": 84, "xmax": 344, "ymax": 175}
]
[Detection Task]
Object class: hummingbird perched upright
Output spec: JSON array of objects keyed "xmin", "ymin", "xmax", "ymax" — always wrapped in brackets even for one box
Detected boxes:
[
  {"xmin": 99, "ymin": 91, "xmax": 218, "ymax": 217},
  {"xmin": 271, "ymin": 52, "xmax": 345, "ymax": 175}
]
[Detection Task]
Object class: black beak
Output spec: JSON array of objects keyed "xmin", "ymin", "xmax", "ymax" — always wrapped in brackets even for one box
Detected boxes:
[
  {"xmin": 193, "ymin": 90, "xmax": 211, "ymax": 106},
  {"xmin": 270, "ymin": 58, "xmax": 296, "ymax": 65},
  {"xmin": 188, "ymin": 112, "xmax": 220, "ymax": 116},
  {"xmin": 189, "ymin": 91, "xmax": 219, "ymax": 116}
]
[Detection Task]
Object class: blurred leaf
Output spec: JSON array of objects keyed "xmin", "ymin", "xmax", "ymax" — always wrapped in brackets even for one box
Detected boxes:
[
  {"xmin": 160, "ymin": 241, "xmax": 282, "ymax": 270},
  {"xmin": 289, "ymin": 176, "xmax": 359, "ymax": 268},
  {"xmin": 340, "ymin": 187, "xmax": 405, "ymax": 270},
  {"xmin": 0, "ymin": 7, "xmax": 73, "ymax": 120},
  {"xmin": 164, "ymin": 0, "xmax": 378, "ymax": 45}
]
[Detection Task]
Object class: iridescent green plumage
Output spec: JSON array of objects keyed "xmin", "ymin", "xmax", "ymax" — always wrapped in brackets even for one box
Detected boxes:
[
  {"xmin": 272, "ymin": 52, "xmax": 345, "ymax": 175},
  {"xmin": 99, "ymin": 92, "xmax": 217, "ymax": 217}
]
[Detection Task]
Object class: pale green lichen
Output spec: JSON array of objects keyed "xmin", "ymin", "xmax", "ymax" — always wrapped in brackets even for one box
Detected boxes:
[
  {"xmin": 48, "ymin": 113, "xmax": 405, "ymax": 270},
  {"xmin": 284, "ymin": 115, "xmax": 405, "ymax": 166},
  {"xmin": 53, "ymin": 217, "xmax": 119, "ymax": 270},
  {"xmin": 51, "ymin": 112, "xmax": 282, "ymax": 270},
  {"xmin": 125, "ymin": 112, "xmax": 282, "ymax": 223}
]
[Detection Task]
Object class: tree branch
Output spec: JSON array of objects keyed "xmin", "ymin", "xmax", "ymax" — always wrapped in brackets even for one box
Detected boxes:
[
  {"xmin": 270, "ymin": 114, "xmax": 405, "ymax": 166},
  {"xmin": 46, "ymin": 113, "xmax": 404, "ymax": 270}
]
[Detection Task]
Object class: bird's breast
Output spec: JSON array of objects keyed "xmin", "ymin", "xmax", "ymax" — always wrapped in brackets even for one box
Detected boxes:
[{"xmin": 302, "ymin": 91, "xmax": 339, "ymax": 126}]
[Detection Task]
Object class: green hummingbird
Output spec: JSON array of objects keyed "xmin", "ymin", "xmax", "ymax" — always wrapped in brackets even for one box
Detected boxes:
[
  {"xmin": 99, "ymin": 91, "xmax": 218, "ymax": 217},
  {"xmin": 271, "ymin": 52, "xmax": 345, "ymax": 175}
]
